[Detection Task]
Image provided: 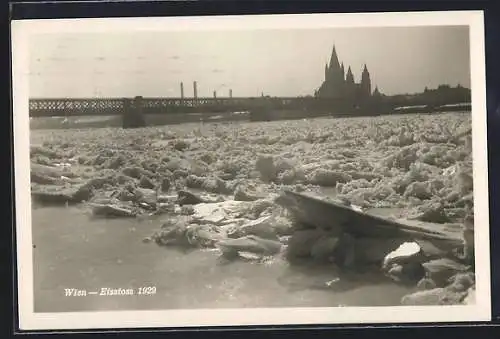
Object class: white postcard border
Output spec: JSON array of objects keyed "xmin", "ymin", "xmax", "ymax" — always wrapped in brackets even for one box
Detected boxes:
[{"xmin": 12, "ymin": 10, "xmax": 491, "ymax": 330}]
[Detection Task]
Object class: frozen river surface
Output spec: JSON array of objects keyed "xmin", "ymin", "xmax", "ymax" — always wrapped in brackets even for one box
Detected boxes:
[{"xmin": 32, "ymin": 206, "xmax": 415, "ymax": 312}]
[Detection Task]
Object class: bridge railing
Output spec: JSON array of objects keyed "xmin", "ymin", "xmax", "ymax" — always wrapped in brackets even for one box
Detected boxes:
[
  {"xmin": 28, "ymin": 96, "xmax": 321, "ymax": 117},
  {"xmin": 29, "ymin": 98, "xmax": 126, "ymax": 117}
]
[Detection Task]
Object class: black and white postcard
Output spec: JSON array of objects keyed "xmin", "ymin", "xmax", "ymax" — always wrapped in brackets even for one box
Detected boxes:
[{"xmin": 12, "ymin": 10, "xmax": 491, "ymax": 330}]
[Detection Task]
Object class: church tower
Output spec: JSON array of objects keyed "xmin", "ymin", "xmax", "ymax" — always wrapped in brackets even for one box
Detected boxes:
[
  {"xmin": 345, "ymin": 66, "xmax": 354, "ymax": 85},
  {"xmin": 361, "ymin": 64, "xmax": 372, "ymax": 98},
  {"xmin": 345, "ymin": 66, "xmax": 355, "ymax": 100},
  {"xmin": 327, "ymin": 44, "xmax": 344, "ymax": 98}
]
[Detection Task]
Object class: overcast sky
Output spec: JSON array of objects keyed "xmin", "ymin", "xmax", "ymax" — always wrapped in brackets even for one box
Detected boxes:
[{"xmin": 29, "ymin": 25, "xmax": 470, "ymax": 98}]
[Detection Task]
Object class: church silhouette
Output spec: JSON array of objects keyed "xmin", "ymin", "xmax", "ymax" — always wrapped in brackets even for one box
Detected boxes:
[{"xmin": 315, "ymin": 45, "xmax": 381, "ymax": 103}]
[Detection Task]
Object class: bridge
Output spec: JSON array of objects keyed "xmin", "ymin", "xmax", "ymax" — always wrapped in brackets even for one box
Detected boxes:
[
  {"xmin": 28, "ymin": 96, "xmax": 472, "ymax": 121},
  {"xmin": 28, "ymin": 96, "xmax": 322, "ymax": 117}
]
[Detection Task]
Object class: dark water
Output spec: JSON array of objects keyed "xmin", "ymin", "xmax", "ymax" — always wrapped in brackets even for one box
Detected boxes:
[
  {"xmin": 29, "ymin": 112, "xmax": 249, "ymax": 130},
  {"xmin": 32, "ymin": 206, "xmax": 414, "ymax": 312}
]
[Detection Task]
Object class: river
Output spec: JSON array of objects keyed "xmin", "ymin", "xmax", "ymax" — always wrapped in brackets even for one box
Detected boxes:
[{"xmin": 31, "ymin": 205, "xmax": 416, "ymax": 313}]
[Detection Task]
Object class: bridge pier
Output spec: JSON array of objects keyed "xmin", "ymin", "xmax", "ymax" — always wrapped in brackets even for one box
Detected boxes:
[{"xmin": 122, "ymin": 96, "xmax": 146, "ymax": 128}]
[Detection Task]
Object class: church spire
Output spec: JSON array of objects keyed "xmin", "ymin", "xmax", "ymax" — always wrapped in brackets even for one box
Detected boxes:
[
  {"xmin": 361, "ymin": 64, "xmax": 371, "ymax": 97},
  {"xmin": 361, "ymin": 64, "xmax": 370, "ymax": 82},
  {"xmin": 346, "ymin": 66, "xmax": 354, "ymax": 84},
  {"xmin": 329, "ymin": 44, "xmax": 340, "ymax": 70}
]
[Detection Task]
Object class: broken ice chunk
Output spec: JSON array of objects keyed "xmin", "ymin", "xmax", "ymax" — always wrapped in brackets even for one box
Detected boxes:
[{"xmin": 382, "ymin": 242, "xmax": 422, "ymax": 269}]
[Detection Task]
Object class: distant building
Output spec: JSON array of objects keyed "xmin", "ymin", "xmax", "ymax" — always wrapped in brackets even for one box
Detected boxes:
[{"xmin": 315, "ymin": 44, "xmax": 377, "ymax": 104}]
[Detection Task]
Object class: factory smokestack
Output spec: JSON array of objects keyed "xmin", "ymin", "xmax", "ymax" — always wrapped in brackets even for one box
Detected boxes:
[
  {"xmin": 180, "ymin": 82, "xmax": 184, "ymax": 99},
  {"xmin": 193, "ymin": 81, "xmax": 198, "ymax": 99}
]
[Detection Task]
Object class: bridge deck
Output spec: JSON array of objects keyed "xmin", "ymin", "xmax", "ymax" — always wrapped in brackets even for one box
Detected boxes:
[
  {"xmin": 28, "ymin": 97, "xmax": 471, "ymax": 118},
  {"xmin": 28, "ymin": 97, "xmax": 319, "ymax": 117}
]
